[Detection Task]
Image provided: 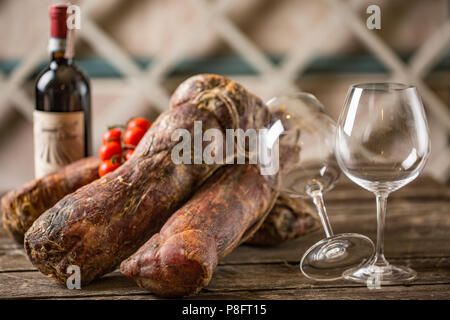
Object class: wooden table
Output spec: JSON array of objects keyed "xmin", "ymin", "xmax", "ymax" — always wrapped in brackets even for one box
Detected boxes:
[{"xmin": 1, "ymin": 176, "xmax": 449, "ymax": 300}]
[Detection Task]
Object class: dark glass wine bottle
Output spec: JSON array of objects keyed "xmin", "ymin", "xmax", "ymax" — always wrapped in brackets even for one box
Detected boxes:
[{"xmin": 34, "ymin": 3, "xmax": 91, "ymax": 178}]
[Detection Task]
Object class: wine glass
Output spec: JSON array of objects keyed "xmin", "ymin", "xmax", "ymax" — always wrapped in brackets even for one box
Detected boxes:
[
  {"xmin": 260, "ymin": 93, "xmax": 374, "ymax": 281},
  {"xmin": 335, "ymin": 83, "xmax": 430, "ymax": 285}
]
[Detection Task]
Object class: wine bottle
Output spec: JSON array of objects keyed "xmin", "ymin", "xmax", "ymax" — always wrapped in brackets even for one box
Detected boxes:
[{"xmin": 34, "ymin": 3, "xmax": 91, "ymax": 178}]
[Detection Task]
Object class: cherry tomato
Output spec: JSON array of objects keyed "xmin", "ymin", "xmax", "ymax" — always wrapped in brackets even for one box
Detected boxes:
[
  {"xmin": 124, "ymin": 149, "xmax": 134, "ymax": 161},
  {"xmin": 102, "ymin": 128, "xmax": 122, "ymax": 144},
  {"xmin": 127, "ymin": 117, "xmax": 151, "ymax": 131},
  {"xmin": 98, "ymin": 159, "xmax": 121, "ymax": 177},
  {"xmin": 98, "ymin": 142, "xmax": 122, "ymax": 161},
  {"xmin": 123, "ymin": 127, "xmax": 146, "ymax": 147}
]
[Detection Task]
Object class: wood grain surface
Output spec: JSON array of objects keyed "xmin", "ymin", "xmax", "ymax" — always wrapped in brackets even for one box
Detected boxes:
[{"xmin": 0, "ymin": 176, "xmax": 449, "ymax": 300}]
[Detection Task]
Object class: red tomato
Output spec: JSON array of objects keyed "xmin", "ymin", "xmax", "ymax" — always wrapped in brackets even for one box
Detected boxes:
[
  {"xmin": 127, "ymin": 117, "xmax": 151, "ymax": 131},
  {"xmin": 98, "ymin": 142, "xmax": 122, "ymax": 161},
  {"xmin": 124, "ymin": 149, "xmax": 134, "ymax": 161},
  {"xmin": 98, "ymin": 159, "xmax": 120, "ymax": 177},
  {"xmin": 102, "ymin": 128, "xmax": 122, "ymax": 144},
  {"xmin": 123, "ymin": 127, "xmax": 146, "ymax": 147}
]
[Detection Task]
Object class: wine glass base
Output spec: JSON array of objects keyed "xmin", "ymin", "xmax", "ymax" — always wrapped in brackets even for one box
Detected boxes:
[
  {"xmin": 343, "ymin": 264, "xmax": 417, "ymax": 286},
  {"xmin": 300, "ymin": 233, "xmax": 374, "ymax": 281}
]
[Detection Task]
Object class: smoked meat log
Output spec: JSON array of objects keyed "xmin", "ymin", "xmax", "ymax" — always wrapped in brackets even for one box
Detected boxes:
[{"xmin": 25, "ymin": 74, "xmax": 269, "ymax": 285}]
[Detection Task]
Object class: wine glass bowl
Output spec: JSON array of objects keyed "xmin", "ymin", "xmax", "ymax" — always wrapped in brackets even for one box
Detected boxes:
[
  {"xmin": 261, "ymin": 92, "xmax": 375, "ymax": 281},
  {"xmin": 336, "ymin": 83, "xmax": 430, "ymax": 195},
  {"xmin": 335, "ymin": 82, "xmax": 430, "ymax": 285},
  {"xmin": 264, "ymin": 93, "xmax": 340, "ymax": 198}
]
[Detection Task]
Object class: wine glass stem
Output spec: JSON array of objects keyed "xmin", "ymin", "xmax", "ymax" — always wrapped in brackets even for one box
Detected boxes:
[
  {"xmin": 310, "ymin": 190, "xmax": 334, "ymax": 238},
  {"xmin": 373, "ymin": 193, "xmax": 389, "ymax": 267}
]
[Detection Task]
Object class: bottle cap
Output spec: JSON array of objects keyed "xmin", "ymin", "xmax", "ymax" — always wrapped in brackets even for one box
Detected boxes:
[{"xmin": 49, "ymin": 3, "xmax": 70, "ymax": 38}]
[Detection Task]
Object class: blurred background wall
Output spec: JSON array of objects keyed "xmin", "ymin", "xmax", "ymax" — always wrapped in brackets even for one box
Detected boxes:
[{"xmin": 0, "ymin": 0, "xmax": 449, "ymax": 190}]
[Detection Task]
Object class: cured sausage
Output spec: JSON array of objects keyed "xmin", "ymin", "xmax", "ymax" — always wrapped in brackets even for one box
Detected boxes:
[
  {"xmin": 25, "ymin": 74, "xmax": 269, "ymax": 285},
  {"xmin": 120, "ymin": 164, "xmax": 276, "ymax": 297}
]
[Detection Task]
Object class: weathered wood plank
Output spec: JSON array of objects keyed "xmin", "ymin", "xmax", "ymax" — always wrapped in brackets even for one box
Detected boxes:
[
  {"xmin": 192, "ymin": 284, "xmax": 450, "ymax": 300},
  {"xmin": 208, "ymin": 258, "xmax": 450, "ymax": 292},
  {"xmin": 0, "ymin": 270, "xmax": 150, "ymax": 300},
  {"xmin": 0, "ymin": 176, "xmax": 448, "ymax": 299},
  {"xmin": 0, "ymin": 228, "xmax": 21, "ymax": 251},
  {"xmin": 0, "ymin": 249, "xmax": 33, "ymax": 272},
  {"xmin": 224, "ymin": 200, "xmax": 450, "ymax": 264},
  {"xmin": 64, "ymin": 284, "xmax": 450, "ymax": 300},
  {"xmin": 0, "ymin": 260, "xmax": 447, "ymax": 300},
  {"xmin": 0, "ymin": 257, "xmax": 449, "ymax": 299}
]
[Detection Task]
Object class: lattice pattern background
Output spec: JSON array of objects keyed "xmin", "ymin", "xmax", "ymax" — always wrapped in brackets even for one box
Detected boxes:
[{"xmin": 0, "ymin": 0, "xmax": 449, "ymax": 188}]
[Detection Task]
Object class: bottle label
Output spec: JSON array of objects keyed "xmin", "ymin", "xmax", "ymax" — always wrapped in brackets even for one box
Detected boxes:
[{"xmin": 33, "ymin": 110, "xmax": 85, "ymax": 178}]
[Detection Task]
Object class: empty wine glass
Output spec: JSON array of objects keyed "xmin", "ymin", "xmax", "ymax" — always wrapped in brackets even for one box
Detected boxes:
[
  {"xmin": 335, "ymin": 83, "xmax": 430, "ymax": 285},
  {"xmin": 260, "ymin": 93, "xmax": 374, "ymax": 281}
]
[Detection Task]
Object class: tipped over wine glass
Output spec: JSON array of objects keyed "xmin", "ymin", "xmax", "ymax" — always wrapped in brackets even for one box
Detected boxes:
[{"xmin": 259, "ymin": 93, "xmax": 375, "ymax": 281}]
